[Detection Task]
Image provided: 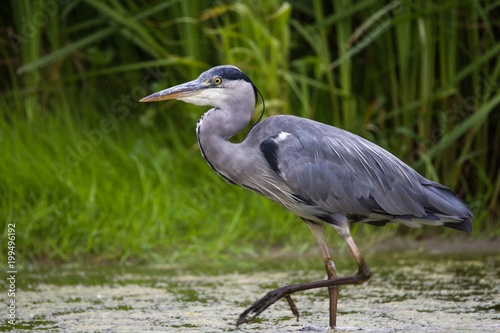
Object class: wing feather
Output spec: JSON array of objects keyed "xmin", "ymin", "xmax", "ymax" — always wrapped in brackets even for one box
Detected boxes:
[{"xmin": 252, "ymin": 116, "xmax": 454, "ymax": 220}]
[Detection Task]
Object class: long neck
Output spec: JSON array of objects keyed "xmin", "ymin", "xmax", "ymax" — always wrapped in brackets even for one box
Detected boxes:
[{"xmin": 196, "ymin": 97, "xmax": 255, "ymax": 184}]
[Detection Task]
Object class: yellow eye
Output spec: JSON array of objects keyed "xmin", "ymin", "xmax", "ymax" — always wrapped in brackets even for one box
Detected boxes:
[{"xmin": 213, "ymin": 77, "xmax": 222, "ymax": 85}]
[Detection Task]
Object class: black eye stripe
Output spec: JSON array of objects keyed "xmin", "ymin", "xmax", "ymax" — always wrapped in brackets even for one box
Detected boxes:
[{"xmin": 213, "ymin": 67, "xmax": 252, "ymax": 83}]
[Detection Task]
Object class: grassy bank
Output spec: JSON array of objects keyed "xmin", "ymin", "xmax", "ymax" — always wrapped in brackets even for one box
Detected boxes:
[
  {"xmin": 1, "ymin": 0, "xmax": 499, "ymax": 263},
  {"xmin": 0, "ymin": 93, "xmax": 313, "ymax": 262}
]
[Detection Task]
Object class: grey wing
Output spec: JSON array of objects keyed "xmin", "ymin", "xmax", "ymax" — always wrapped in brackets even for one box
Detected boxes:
[
  {"xmin": 272, "ymin": 131, "xmax": 427, "ymax": 217},
  {"xmin": 258, "ymin": 123, "xmax": 471, "ymax": 228}
]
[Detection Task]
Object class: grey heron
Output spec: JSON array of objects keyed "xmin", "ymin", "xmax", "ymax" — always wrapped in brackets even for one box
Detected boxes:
[{"xmin": 140, "ymin": 65, "xmax": 473, "ymax": 328}]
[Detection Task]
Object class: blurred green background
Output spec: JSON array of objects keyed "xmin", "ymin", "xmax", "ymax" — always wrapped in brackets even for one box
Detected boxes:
[{"xmin": 1, "ymin": 0, "xmax": 499, "ymax": 263}]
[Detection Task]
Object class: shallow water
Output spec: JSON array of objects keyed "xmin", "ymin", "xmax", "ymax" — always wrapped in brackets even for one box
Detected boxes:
[{"xmin": 1, "ymin": 253, "xmax": 499, "ymax": 332}]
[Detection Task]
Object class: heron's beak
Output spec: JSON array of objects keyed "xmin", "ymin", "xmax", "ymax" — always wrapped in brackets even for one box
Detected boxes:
[{"xmin": 139, "ymin": 80, "xmax": 205, "ymax": 103}]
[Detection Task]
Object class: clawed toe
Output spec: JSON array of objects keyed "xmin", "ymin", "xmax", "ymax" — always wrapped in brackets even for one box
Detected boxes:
[{"xmin": 236, "ymin": 288, "xmax": 301, "ymax": 326}]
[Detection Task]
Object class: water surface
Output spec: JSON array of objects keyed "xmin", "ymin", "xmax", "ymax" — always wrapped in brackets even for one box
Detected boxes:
[{"xmin": 2, "ymin": 252, "xmax": 499, "ymax": 332}]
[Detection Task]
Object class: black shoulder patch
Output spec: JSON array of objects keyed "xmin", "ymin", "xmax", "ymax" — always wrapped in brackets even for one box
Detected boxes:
[{"xmin": 260, "ymin": 137, "xmax": 280, "ymax": 174}]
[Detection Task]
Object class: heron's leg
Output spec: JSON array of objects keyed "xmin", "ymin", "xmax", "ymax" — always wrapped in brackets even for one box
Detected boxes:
[
  {"xmin": 236, "ymin": 224, "xmax": 371, "ymax": 327},
  {"xmin": 306, "ymin": 221, "xmax": 339, "ymax": 328},
  {"xmin": 342, "ymin": 230, "xmax": 371, "ymax": 279}
]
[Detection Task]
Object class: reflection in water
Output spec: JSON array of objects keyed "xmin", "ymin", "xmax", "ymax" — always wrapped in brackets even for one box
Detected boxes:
[{"xmin": 2, "ymin": 255, "xmax": 499, "ymax": 332}]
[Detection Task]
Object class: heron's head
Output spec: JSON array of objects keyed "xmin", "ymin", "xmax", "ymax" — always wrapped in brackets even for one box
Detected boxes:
[{"xmin": 140, "ymin": 65, "xmax": 258, "ymax": 109}]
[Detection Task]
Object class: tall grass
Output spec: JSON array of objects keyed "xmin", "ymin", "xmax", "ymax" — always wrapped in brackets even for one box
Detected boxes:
[
  {"xmin": 0, "ymin": 94, "xmax": 307, "ymax": 262},
  {"xmin": 1, "ymin": 0, "xmax": 498, "ymax": 263}
]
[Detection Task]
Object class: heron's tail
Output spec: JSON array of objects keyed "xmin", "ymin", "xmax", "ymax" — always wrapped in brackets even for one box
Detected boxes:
[{"xmin": 423, "ymin": 182, "xmax": 473, "ymax": 232}]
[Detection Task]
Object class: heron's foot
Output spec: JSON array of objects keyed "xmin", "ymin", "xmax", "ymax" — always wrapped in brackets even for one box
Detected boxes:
[
  {"xmin": 285, "ymin": 295, "xmax": 300, "ymax": 321},
  {"xmin": 236, "ymin": 266, "xmax": 371, "ymax": 326},
  {"xmin": 236, "ymin": 287, "xmax": 299, "ymax": 326}
]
